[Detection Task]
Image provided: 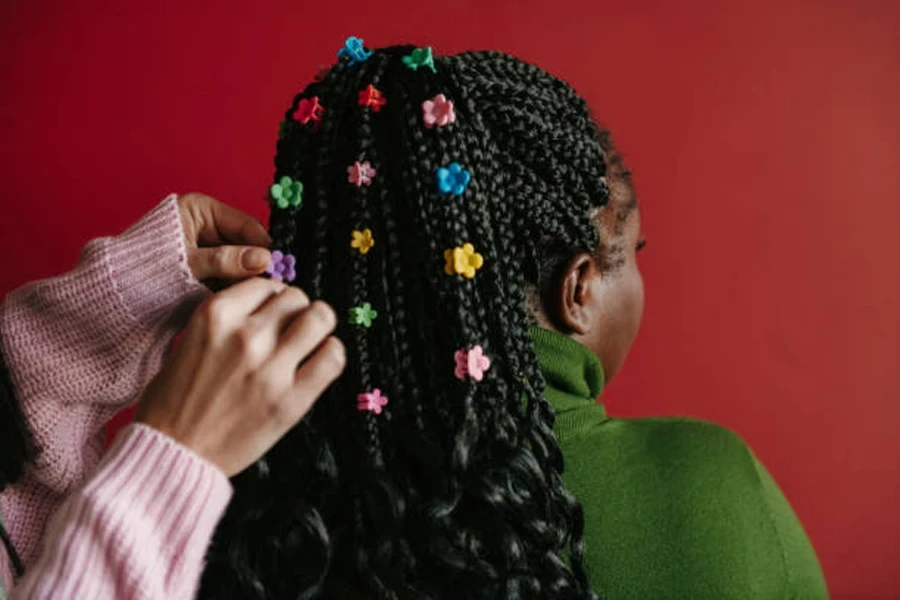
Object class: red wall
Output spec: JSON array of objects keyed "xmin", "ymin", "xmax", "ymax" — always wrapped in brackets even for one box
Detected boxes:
[{"xmin": 1, "ymin": 1, "xmax": 897, "ymax": 597}]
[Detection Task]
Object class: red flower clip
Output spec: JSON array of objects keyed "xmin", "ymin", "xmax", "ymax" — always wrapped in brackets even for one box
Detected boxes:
[
  {"xmin": 358, "ymin": 85, "xmax": 387, "ymax": 112},
  {"xmin": 293, "ymin": 96, "xmax": 325, "ymax": 127}
]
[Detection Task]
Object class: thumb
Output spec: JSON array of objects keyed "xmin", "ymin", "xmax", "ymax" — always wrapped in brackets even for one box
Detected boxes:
[{"xmin": 189, "ymin": 246, "xmax": 271, "ymax": 281}]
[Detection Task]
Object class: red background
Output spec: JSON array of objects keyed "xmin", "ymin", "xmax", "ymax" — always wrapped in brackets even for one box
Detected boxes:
[{"xmin": 1, "ymin": 1, "xmax": 898, "ymax": 597}]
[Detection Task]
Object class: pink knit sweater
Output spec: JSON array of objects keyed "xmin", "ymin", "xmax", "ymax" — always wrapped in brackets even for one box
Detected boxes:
[{"xmin": 0, "ymin": 196, "xmax": 233, "ymax": 599}]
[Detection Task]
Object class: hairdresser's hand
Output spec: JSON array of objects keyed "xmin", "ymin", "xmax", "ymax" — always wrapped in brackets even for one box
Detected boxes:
[
  {"xmin": 177, "ymin": 192, "xmax": 273, "ymax": 283},
  {"xmin": 135, "ymin": 278, "xmax": 346, "ymax": 476}
]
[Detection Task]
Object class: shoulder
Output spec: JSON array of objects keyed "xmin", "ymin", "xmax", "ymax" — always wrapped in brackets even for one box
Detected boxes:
[
  {"xmin": 561, "ymin": 418, "xmax": 826, "ymax": 596},
  {"xmin": 584, "ymin": 415, "xmax": 756, "ymax": 469},
  {"xmin": 630, "ymin": 417, "xmax": 760, "ymax": 484},
  {"xmin": 565, "ymin": 416, "xmax": 765, "ymax": 505}
]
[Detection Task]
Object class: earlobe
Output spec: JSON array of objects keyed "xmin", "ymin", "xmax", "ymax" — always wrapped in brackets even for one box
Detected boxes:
[{"xmin": 552, "ymin": 253, "xmax": 597, "ymax": 336}]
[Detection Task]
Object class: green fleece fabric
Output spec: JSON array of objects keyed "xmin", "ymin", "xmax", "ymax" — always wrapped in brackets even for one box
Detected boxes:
[{"xmin": 532, "ymin": 326, "xmax": 828, "ymax": 599}]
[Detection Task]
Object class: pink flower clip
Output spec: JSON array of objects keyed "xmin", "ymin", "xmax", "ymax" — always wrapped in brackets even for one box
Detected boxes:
[
  {"xmin": 454, "ymin": 345, "xmax": 492, "ymax": 382},
  {"xmin": 293, "ymin": 96, "xmax": 325, "ymax": 126},
  {"xmin": 423, "ymin": 94, "xmax": 456, "ymax": 129},
  {"xmin": 348, "ymin": 160, "xmax": 376, "ymax": 187},
  {"xmin": 357, "ymin": 388, "xmax": 389, "ymax": 415}
]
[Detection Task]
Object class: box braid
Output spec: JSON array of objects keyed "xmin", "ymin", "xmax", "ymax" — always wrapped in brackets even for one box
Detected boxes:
[{"xmin": 199, "ymin": 45, "xmax": 613, "ymax": 600}]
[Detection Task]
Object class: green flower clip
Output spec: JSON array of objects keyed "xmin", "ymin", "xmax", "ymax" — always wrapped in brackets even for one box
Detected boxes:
[
  {"xmin": 349, "ymin": 302, "xmax": 378, "ymax": 328},
  {"xmin": 402, "ymin": 47, "xmax": 437, "ymax": 73},
  {"xmin": 270, "ymin": 175, "xmax": 303, "ymax": 209}
]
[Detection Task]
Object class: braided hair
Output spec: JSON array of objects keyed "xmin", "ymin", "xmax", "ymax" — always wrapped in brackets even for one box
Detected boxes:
[
  {"xmin": 199, "ymin": 45, "xmax": 614, "ymax": 600},
  {"xmin": 0, "ymin": 350, "xmax": 36, "ymax": 576}
]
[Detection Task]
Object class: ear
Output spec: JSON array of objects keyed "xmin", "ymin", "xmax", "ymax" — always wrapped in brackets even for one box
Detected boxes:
[{"xmin": 549, "ymin": 252, "xmax": 600, "ymax": 336}]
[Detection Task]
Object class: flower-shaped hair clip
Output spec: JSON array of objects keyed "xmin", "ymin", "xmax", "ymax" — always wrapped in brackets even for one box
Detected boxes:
[
  {"xmin": 267, "ymin": 251, "xmax": 297, "ymax": 283},
  {"xmin": 349, "ymin": 302, "xmax": 378, "ymax": 328},
  {"xmin": 444, "ymin": 243, "xmax": 484, "ymax": 279},
  {"xmin": 357, "ymin": 389, "xmax": 388, "ymax": 414},
  {"xmin": 270, "ymin": 175, "xmax": 303, "ymax": 209},
  {"xmin": 348, "ymin": 161, "xmax": 376, "ymax": 187},
  {"xmin": 423, "ymin": 94, "xmax": 456, "ymax": 129},
  {"xmin": 403, "ymin": 47, "xmax": 437, "ymax": 73},
  {"xmin": 338, "ymin": 37, "xmax": 373, "ymax": 65},
  {"xmin": 437, "ymin": 162, "xmax": 471, "ymax": 196},
  {"xmin": 351, "ymin": 229, "xmax": 375, "ymax": 255},
  {"xmin": 293, "ymin": 96, "xmax": 325, "ymax": 127},
  {"xmin": 358, "ymin": 85, "xmax": 387, "ymax": 112},
  {"xmin": 454, "ymin": 345, "xmax": 492, "ymax": 382}
]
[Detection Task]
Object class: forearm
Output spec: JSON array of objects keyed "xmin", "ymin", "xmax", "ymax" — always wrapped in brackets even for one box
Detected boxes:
[
  {"xmin": 9, "ymin": 425, "xmax": 231, "ymax": 600},
  {"xmin": 0, "ymin": 195, "xmax": 208, "ymax": 492}
]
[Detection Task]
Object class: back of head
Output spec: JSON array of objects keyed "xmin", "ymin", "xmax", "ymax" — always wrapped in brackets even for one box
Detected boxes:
[{"xmin": 199, "ymin": 43, "xmax": 611, "ymax": 600}]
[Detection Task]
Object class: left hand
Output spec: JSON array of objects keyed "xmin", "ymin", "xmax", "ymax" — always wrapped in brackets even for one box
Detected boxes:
[{"xmin": 177, "ymin": 192, "xmax": 273, "ymax": 283}]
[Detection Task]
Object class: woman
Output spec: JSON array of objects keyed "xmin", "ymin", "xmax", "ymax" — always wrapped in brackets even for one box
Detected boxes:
[
  {"xmin": 1, "ymin": 193, "xmax": 345, "ymax": 598},
  {"xmin": 197, "ymin": 43, "xmax": 828, "ymax": 598}
]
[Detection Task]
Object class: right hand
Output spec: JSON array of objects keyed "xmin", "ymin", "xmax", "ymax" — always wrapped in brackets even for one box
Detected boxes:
[{"xmin": 135, "ymin": 278, "xmax": 346, "ymax": 476}]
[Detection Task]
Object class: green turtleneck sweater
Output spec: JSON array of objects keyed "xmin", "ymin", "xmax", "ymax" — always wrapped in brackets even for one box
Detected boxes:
[{"xmin": 532, "ymin": 327, "xmax": 828, "ymax": 599}]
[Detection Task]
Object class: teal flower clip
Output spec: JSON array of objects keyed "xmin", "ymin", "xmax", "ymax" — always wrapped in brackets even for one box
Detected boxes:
[
  {"xmin": 339, "ymin": 37, "xmax": 373, "ymax": 65},
  {"xmin": 349, "ymin": 302, "xmax": 378, "ymax": 328},
  {"xmin": 402, "ymin": 46, "xmax": 437, "ymax": 73},
  {"xmin": 270, "ymin": 175, "xmax": 303, "ymax": 209},
  {"xmin": 437, "ymin": 162, "xmax": 471, "ymax": 196}
]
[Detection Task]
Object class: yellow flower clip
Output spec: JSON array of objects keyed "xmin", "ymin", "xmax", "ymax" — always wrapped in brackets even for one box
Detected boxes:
[
  {"xmin": 351, "ymin": 228, "xmax": 375, "ymax": 255},
  {"xmin": 444, "ymin": 243, "xmax": 484, "ymax": 279}
]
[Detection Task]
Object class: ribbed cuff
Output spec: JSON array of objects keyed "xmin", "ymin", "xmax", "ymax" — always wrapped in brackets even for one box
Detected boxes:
[
  {"xmin": 10, "ymin": 425, "xmax": 232, "ymax": 599},
  {"xmin": 88, "ymin": 423, "xmax": 233, "ymax": 545},
  {"xmin": 105, "ymin": 195, "xmax": 209, "ymax": 329},
  {"xmin": 81, "ymin": 424, "xmax": 233, "ymax": 594}
]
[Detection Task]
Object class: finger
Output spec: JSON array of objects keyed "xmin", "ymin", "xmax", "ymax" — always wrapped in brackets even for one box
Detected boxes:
[
  {"xmin": 250, "ymin": 286, "xmax": 311, "ymax": 335},
  {"xmin": 268, "ymin": 301, "xmax": 338, "ymax": 374},
  {"xmin": 199, "ymin": 196, "xmax": 272, "ymax": 247},
  {"xmin": 189, "ymin": 246, "xmax": 271, "ymax": 281},
  {"xmin": 200, "ymin": 277, "xmax": 287, "ymax": 323},
  {"xmin": 287, "ymin": 336, "xmax": 346, "ymax": 422}
]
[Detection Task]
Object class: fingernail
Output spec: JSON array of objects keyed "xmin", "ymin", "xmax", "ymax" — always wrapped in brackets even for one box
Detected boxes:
[{"xmin": 243, "ymin": 248, "xmax": 271, "ymax": 271}]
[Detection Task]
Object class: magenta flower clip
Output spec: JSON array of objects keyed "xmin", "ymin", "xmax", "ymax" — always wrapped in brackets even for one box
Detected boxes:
[
  {"xmin": 293, "ymin": 96, "xmax": 325, "ymax": 126},
  {"xmin": 266, "ymin": 250, "xmax": 297, "ymax": 283},
  {"xmin": 423, "ymin": 94, "xmax": 456, "ymax": 129},
  {"xmin": 348, "ymin": 160, "xmax": 376, "ymax": 187},
  {"xmin": 454, "ymin": 345, "xmax": 492, "ymax": 382},
  {"xmin": 357, "ymin": 388, "xmax": 389, "ymax": 415}
]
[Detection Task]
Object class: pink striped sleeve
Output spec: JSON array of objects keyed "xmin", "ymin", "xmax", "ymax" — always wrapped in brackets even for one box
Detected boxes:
[{"xmin": 10, "ymin": 424, "xmax": 232, "ymax": 600}]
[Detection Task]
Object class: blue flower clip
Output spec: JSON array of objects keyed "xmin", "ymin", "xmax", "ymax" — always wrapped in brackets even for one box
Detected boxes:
[
  {"xmin": 338, "ymin": 37, "xmax": 373, "ymax": 65},
  {"xmin": 437, "ymin": 162, "xmax": 471, "ymax": 196}
]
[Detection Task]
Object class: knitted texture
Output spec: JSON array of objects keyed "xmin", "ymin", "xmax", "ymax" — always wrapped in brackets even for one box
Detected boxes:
[
  {"xmin": 11, "ymin": 425, "xmax": 231, "ymax": 599},
  {"xmin": 0, "ymin": 196, "xmax": 230, "ymax": 596},
  {"xmin": 532, "ymin": 326, "xmax": 830, "ymax": 599}
]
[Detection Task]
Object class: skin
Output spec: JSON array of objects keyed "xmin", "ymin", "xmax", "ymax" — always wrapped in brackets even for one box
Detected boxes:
[
  {"xmin": 177, "ymin": 192, "xmax": 273, "ymax": 284},
  {"xmin": 136, "ymin": 192, "xmax": 346, "ymax": 475},
  {"xmin": 536, "ymin": 171, "xmax": 646, "ymax": 382}
]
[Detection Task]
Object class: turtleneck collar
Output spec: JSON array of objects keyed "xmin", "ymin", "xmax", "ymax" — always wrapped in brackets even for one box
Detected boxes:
[{"xmin": 530, "ymin": 326, "xmax": 609, "ymax": 437}]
